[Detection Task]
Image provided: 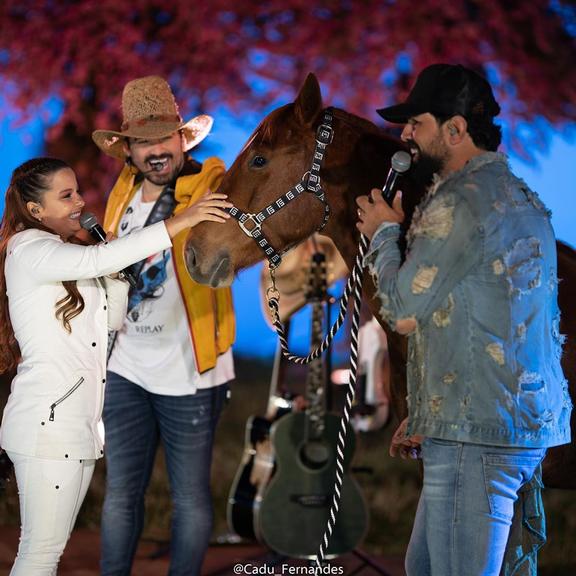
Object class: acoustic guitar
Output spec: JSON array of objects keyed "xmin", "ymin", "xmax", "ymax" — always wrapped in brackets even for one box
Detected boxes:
[
  {"xmin": 257, "ymin": 253, "xmax": 369, "ymax": 558},
  {"xmin": 227, "ymin": 339, "xmax": 293, "ymax": 540}
]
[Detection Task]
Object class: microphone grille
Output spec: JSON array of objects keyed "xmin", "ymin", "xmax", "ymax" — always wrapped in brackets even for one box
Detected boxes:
[
  {"xmin": 391, "ymin": 150, "xmax": 412, "ymax": 173},
  {"xmin": 79, "ymin": 212, "xmax": 98, "ymax": 230}
]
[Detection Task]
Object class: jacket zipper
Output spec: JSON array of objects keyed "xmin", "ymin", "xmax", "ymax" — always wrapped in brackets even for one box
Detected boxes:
[{"xmin": 49, "ymin": 377, "xmax": 85, "ymax": 421}]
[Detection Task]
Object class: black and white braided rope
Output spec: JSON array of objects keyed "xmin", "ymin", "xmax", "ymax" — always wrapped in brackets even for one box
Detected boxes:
[
  {"xmin": 267, "ymin": 234, "xmax": 368, "ymax": 366},
  {"xmin": 315, "ymin": 236, "xmax": 366, "ymax": 566},
  {"xmin": 266, "ymin": 234, "xmax": 370, "ymax": 563}
]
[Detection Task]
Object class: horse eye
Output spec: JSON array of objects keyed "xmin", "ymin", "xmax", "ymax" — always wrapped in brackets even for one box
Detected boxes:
[{"xmin": 249, "ymin": 155, "xmax": 267, "ymax": 169}]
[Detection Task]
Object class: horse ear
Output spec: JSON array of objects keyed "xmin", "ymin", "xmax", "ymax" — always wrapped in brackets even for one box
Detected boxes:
[{"xmin": 294, "ymin": 73, "xmax": 323, "ymax": 126}]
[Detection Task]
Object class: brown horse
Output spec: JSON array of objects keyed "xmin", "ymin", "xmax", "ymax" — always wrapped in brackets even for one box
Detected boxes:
[{"xmin": 185, "ymin": 73, "xmax": 576, "ymax": 489}]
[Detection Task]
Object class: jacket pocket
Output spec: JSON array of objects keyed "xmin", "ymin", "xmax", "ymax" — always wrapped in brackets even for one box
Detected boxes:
[{"xmin": 49, "ymin": 377, "xmax": 85, "ymax": 421}]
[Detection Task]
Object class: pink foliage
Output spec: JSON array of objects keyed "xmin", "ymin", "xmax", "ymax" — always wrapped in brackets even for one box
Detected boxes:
[
  {"xmin": 0, "ymin": 0, "xmax": 574, "ymax": 175},
  {"xmin": 2, "ymin": 1, "xmax": 575, "ymax": 126}
]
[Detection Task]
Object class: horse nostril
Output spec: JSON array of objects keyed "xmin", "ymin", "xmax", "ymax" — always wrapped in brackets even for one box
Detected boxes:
[{"xmin": 185, "ymin": 243, "xmax": 197, "ymax": 272}]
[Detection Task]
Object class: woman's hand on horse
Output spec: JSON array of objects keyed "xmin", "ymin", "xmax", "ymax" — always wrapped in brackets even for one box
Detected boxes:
[
  {"xmin": 389, "ymin": 416, "xmax": 424, "ymax": 459},
  {"xmin": 185, "ymin": 192, "xmax": 233, "ymax": 226},
  {"xmin": 165, "ymin": 192, "xmax": 233, "ymax": 239},
  {"xmin": 356, "ymin": 188, "xmax": 404, "ymax": 240}
]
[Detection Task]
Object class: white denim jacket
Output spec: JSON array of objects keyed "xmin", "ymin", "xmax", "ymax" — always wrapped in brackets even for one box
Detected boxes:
[{"xmin": 0, "ymin": 222, "xmax": 171, "ymax": 460}]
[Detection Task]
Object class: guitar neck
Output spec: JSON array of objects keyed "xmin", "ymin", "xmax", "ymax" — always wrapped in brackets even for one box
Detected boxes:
[
  {"xmin": 305, "ymin": 253, "xmax": 328, "ymax": 439},
  {"xmin": 265, "ymin": 338, "xmax": 292, "ymax": 420}
]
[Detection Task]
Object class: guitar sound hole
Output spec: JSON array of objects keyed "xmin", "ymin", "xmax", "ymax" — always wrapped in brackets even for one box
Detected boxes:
[{"xmin": 300, "ymin": 440, "xmax": 330, "ymax": 470}]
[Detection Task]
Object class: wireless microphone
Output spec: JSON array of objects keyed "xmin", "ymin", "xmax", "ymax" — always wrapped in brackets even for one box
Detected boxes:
[
  {"xmin": 382, "ymin": 150, "xmax": 412, "ymax": 204},
  {"xmin": 79, "ymin": 212, "xmax": 138, "ymax": 288}
]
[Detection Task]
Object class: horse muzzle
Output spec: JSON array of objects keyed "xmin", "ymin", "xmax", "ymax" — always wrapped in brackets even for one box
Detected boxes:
[{"xmin": 184, "ymin": 243, "xmax": 233, "ymax": 288}]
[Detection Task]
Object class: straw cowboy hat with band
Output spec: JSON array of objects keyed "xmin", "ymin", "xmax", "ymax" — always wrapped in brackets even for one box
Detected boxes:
[{"xmin": 92, "ymin": 75, "xmax": 213, "ymax": 160}]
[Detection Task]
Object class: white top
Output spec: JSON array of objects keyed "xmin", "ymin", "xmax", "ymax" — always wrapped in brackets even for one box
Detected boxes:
[
  {"xmin": 108, "ymin": 187, "xmax": 234, "ymax": 395},
  {"xmin": 0, "ymin": 222, "xmax": 172, "ymax": 460}
]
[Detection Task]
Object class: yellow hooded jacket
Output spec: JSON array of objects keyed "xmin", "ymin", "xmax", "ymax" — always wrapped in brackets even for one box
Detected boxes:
[{"xmin": 103, "ymin": 157, "xmax": 235, "ymax": 374}]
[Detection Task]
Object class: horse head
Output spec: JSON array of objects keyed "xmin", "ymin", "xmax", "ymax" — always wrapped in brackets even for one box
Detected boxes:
[
  {"xmin": 184, "ymin": 73, "xmax": 419, "ymax": 287},
  {"xmin": 184, "ymin": 73, "xmax": 420, "ymax": 427}
]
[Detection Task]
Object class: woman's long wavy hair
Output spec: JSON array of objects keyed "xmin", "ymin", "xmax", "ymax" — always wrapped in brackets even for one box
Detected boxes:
[{"xmin": 0, "ymin": 158, "xmax": 85, "ymax": 374}]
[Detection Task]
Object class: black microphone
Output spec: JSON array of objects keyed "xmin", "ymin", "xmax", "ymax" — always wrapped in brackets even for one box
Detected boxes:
[
  {"xmin": 382, "ymin": 150, "xmax": 412, "ymax": 204},
  {"xmin": 79, "ymin": 212, "xmax": 138, "ymax": 288}
]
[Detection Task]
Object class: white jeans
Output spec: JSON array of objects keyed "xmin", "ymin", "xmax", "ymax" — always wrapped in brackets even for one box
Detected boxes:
[{"xmin": 6, "ymin": 451, "xmax": 95, "ymax": 576}]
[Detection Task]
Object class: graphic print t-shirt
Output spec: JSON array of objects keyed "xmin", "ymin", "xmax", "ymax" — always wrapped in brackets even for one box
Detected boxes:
[{"xmin": 108, "ymin": 187, "xmax": 234, "ymax": 394}]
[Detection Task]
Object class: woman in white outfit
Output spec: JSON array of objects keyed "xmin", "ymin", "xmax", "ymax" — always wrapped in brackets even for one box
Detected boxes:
[{"xmin": 0, "ymin": 157, "xmax": 231, "ymax": 575}]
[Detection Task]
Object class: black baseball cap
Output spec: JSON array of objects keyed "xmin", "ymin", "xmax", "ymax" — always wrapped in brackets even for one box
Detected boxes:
[{"xmin": 377, "ymin": 63, "xmax": 501, "ymax": 124}]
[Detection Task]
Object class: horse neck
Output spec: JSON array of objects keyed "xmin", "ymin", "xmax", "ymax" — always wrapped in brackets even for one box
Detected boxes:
[
  {"xmin": 321, "ymin": 109, "xmax": 402, "ymax": 273},
  {"xmin": 318, "ymin": 110, "xmax": 409, "ymax": 412}
]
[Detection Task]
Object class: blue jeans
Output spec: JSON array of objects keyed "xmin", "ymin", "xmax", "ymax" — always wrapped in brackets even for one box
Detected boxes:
[
  {"xmin": 405, "ymin": 438, "xmax": 546, "ymax": 576},
  {"xmin": 100, "ymin": 372, "xmax": 228, "ymax": 576}
]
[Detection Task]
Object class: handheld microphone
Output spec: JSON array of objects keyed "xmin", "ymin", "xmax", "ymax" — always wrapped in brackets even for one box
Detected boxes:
[
  {"xmin": 79, "ymin": 212, "xmax": 138, "ymax": 288},
  {"xmin": 382, "ymin": 150, "xmax": 412, "ymax": 204},
  {"xmin": 141, "ymin": 163, "xmax": 167, "ymax": 176},
  {"xmin": 126, "ymin": 156, "xmax": 169, "ymax": 176}
]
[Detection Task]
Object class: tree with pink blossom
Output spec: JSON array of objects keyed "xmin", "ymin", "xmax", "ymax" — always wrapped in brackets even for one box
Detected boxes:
[{"xmin": 1, "ymin": 1, "xmax": 575, "ymax": 214}]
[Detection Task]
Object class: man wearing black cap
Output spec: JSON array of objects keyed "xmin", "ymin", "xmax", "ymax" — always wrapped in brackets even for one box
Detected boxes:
[{"xmin": 357, "ymin": 64, "xmax": 572, "ymax": 575}]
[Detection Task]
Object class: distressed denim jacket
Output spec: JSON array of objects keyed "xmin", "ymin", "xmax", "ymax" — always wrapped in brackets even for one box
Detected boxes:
[{"xmin": 365, "ymin": 152, "xmax": 572, "ymax": 448}]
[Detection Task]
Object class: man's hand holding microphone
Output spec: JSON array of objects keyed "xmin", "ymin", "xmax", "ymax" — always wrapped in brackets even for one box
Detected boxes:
[{"xmin": 356, "ymin": 150, "xmax": 410, "ymax": 240}]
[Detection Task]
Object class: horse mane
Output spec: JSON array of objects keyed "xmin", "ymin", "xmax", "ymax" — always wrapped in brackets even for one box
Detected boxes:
[
  {"xmin": 249, "ymin": 103, "xmax": 387, "ymax": 150},
  {"xmin": 249, "ymin": 105, "xmax": 294, "ymax": 148},
  {"xmin": 331, "ymin": 107, "xmax": 383, "ymax": 136}
]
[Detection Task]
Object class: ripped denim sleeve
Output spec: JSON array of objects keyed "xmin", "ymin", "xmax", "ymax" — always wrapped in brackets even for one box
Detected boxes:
[{"xmin": 364, "ymin": 193, "xmax": 481, "ymax": 329}]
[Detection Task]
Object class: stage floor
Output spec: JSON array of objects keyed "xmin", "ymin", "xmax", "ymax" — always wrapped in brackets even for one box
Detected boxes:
[{"xmin": 0, "ymin": 527, "xmax": 406, "ymax": 575}]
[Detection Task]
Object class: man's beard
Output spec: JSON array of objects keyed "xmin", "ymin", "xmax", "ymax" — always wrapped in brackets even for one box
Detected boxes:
[
  {"xmin": 145, "ymin": 169, "xmax": 179, "ymax": 186},
  {"xmin": 411, "ymin": 149, "xmax": 446, "ymax": 191}
]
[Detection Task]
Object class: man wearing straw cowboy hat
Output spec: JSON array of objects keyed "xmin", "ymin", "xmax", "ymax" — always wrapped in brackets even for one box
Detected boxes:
[{"xmin": 92, "ymin": 76, "xmax": 235, "ymax": 576}]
